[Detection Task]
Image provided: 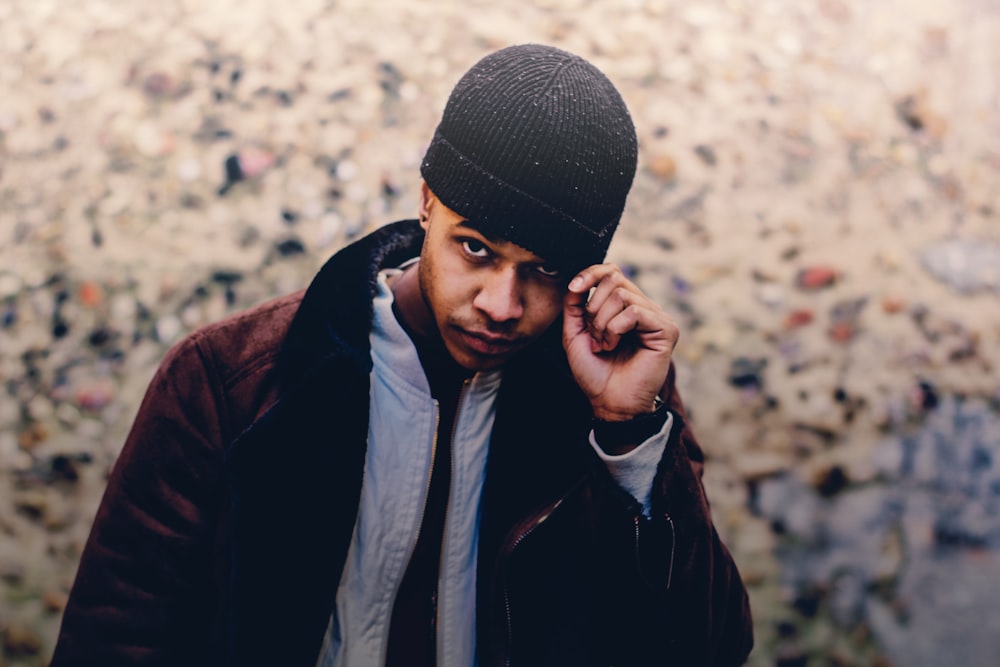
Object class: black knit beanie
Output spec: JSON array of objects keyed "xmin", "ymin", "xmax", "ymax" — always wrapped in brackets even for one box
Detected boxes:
[{"xmin": 420, "ymin": 44, "xmax": 638, "ymax": 274}]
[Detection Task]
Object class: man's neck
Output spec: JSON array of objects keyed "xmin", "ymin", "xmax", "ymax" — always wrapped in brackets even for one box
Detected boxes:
[
  {"xmin": 388, "ymin": 262, "xmax": 435, "ymax": 339},
  {"xmin": 389, "ymin": 263, "xmax": 472, "ymax": 397}
]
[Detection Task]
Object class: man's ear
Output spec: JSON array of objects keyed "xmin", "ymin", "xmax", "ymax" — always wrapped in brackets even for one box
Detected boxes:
[{"xmin": 418, "ymin": 181, "xmax": 434, "ymax": 230}]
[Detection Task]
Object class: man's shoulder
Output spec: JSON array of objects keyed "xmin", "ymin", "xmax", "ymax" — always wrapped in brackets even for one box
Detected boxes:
[{"xmin": 175, "ymin": 289, "xmax": 306, "ymax": 386}]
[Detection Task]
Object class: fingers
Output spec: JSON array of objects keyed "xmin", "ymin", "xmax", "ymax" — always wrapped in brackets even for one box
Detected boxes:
[
  {"xmin": 562, "ymin": 264, "xmax": 680, "ymax": 419},
  {"xmin": 569, "ymin": 264, "xmax": 648, "ymax": 316},
  {"xmin": 568, "ymin": 264, "xmax": 636, "ymax": 300},
  {"xmin": 566, "ymin": 264, "xmax": 666, "ymax": 351}
]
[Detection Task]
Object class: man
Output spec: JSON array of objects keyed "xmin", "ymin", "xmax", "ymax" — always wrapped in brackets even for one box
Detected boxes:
[{"xmin": 52, "ymin": 44, "xmax": 753, "ymax": 666}]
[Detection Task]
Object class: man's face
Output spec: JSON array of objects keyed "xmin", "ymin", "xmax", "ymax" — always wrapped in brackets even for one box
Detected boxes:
[{"xmin": 416, "ymin": 185, "xmax": 566, "ymax": 371}]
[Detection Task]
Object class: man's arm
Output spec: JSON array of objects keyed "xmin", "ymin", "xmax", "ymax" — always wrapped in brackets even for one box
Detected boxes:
[
  {"xmin": 651, "ymin": 367, "xmax": 754, "ymax": 666},
  {"xmin": 584, "ymin": 368, "xmax": 753, "ymax": 666},
  {"xmin": 564, "ymin": 264, "xmax": 753, "ymax": 666},
  {"xmin": 51, "ymin": 335, "xmax": 228, "ymax": 666}
]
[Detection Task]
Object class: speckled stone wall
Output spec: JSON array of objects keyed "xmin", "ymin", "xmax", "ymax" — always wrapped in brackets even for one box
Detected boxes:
[{"xmin": 2, "ymin": 1, "xmax": 1000, "ymax": 665}]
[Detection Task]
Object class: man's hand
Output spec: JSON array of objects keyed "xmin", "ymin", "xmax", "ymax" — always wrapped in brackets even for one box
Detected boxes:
[{"xmin": 563, "ymin": 264, "xmax": 679, "ymax": 422}]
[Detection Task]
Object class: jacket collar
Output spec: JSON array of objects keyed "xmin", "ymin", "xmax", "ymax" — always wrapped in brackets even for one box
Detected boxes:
[{"xmin": 279, "ymin": 219, "xmax": 427, "ymax": 386}]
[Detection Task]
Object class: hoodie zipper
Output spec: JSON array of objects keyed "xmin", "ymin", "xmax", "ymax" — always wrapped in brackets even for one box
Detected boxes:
[
  {"xmin": 380, "ymin": 376, "xmax": 472, "ymax": 664},
  {"xmin": 379, "ymin": 400, "xmax": 441, "ymax": 664},
  {"xmin": 434, "ymin": 377, "xmax": 471, "ymax": 649}
]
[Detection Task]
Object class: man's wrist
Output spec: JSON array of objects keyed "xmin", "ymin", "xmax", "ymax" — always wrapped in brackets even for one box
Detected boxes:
[
  {"xmin": 592, "ymin": 396, "xmax": 668, "ymax": 455},
  {"xmin": 591, "ymin": 395, "xmax": 663, "ymax": 422}
]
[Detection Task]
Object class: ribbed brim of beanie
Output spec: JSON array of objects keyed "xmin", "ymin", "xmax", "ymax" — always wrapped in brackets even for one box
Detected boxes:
[{"xmin": 420, "ymin": 44, "xmax": 638, "ymax": 274}]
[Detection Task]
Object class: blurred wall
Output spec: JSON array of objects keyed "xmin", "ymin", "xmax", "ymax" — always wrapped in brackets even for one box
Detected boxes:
[{"xmin": 2, "ymin": 1, "xmax": 999, "ymax": 665}]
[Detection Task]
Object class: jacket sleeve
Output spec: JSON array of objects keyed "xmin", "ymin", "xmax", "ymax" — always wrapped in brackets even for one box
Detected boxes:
[
  {"xmin": 596, "ymin": 363, "xmax": 754, "ymax": 667},
  {"xmin": 51, "ymin": 333, "xmax": 229, "ymax": 666}
]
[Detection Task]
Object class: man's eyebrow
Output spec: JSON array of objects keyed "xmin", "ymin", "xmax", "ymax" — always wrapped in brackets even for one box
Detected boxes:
[
  {"xmin": 454, "ymin": 219, "xmax": 483, "ymax": 233},
  {"xmin": 454, "ymin": 219, "xmax": 499, "ymax": 242}
]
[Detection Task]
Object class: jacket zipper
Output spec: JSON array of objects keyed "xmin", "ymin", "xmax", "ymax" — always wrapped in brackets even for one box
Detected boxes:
[
  {"xmin": 380, "ymin": 400, "xmax": 441, "ymax": 664},
  {"xmin": 634, "ymin": 511, "xmax": 675, "ymax": 590},
  {"xmin": 501, "ymin": 492, "xmax": 572, "ymax": 667},
  {"xmin": 502, "ymin": 500, "xmax": 677, "ymax": 666},
  {"xmin": 663, "ymin": 512, "xmax": 675, "ymax": 590}
]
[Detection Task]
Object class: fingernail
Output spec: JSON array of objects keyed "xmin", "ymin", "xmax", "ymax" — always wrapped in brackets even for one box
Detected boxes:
[{"xmin": 569, "ymin": 277, "xmax": 582, "ymax": 290}]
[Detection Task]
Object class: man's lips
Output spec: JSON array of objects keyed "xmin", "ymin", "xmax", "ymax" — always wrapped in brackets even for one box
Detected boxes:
[{"xmin": 454, "ymin": 327, "xmax": 523, "ymax": 356}]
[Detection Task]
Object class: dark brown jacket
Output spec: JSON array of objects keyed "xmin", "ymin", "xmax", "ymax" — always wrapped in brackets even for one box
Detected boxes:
[{"xmin": 52, "ymin": 220, "xmax": 753, "ymax": 667}]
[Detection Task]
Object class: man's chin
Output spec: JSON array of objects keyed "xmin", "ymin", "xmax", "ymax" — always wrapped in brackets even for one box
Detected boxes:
[{"xmin": 450, "ymin": 349, "xmax": 513, "ymax": 372}]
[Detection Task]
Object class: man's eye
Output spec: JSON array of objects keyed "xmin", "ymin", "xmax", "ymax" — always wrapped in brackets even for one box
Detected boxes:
[
  {"xmin": 462, "ymin": 239, "xmax": 490, "ymax": 258},
  {"xmin": 535, "ymin": 264, "xmax": 560, "ymax": 278}
]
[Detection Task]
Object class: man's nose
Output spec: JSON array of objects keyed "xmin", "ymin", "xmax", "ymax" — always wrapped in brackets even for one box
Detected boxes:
[{"xmin": 472, "ymin": 266, "xmax": 524, "ymax": 323}]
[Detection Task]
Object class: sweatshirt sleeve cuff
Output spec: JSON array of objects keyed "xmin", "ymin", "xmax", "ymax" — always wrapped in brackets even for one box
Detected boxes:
[{"xmin": 589, "ymin": 411, "xmax": 673, "ymax": 516}]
